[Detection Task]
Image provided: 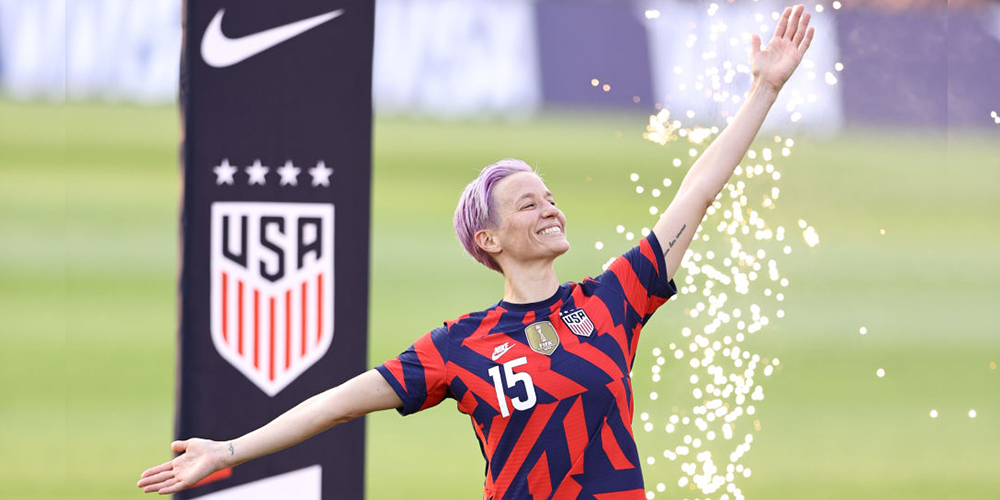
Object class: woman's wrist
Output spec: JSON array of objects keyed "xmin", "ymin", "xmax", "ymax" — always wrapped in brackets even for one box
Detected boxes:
[
  {"xmin": 749, "ymin": 76, "xmax": 782, "ymax": 101},
  {"xmin": 218, "ymin": 439, "xmax": 241, "ymax": 469}
]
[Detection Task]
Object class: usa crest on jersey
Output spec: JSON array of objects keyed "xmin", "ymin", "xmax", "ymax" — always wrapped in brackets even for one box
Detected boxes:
[
  {"xmin": 560, "ymin": 307, "xmax": 595, "ymax": 337},
  {"xmin": 210, "ymin": 202, "xmax": 334, "ymax": 396}
]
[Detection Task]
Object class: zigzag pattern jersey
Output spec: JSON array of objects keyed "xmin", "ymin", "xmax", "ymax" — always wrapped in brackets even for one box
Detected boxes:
[{"xmin": 376, "ymin": 233, "xmax": 677, "ymax": 500}]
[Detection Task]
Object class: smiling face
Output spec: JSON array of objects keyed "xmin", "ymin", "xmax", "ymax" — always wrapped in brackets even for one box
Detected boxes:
[{"xmin": 476, "ymin": 172, "xmax": 569, "ymax": 271}]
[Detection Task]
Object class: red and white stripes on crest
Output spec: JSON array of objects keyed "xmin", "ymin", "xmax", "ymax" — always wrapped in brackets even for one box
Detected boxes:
[
  {"xmin": 566, "ymin": 321, "xmax": 592, "ymax": 338},
  {"xmin": 219, "ymin": 271, "xmax": 325, "ymax": 381}
]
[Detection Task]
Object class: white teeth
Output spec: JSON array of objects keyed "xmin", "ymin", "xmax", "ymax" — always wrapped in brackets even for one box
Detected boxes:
[{"xmin": 538, "ymin": 226, "xmax": 562, "ymax": 235}]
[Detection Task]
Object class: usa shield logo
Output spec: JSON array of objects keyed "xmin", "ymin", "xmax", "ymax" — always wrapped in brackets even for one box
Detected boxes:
[
  {"xmin": 211, "ymin": 202, "xmax": 334, "ymax": 396},
  {"xmin": 559, "ymin": 308, "xmax": 595, "ymax": 337}
]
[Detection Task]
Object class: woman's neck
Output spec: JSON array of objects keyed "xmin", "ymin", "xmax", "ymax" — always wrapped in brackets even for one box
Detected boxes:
[{"xmin": 501, "ymin": 261, "xmax": 560, "ymax": 304}]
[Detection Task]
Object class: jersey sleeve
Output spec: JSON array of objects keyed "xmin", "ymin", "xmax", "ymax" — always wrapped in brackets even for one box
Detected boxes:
[
  {"xmin": 592, "ymin": 232, "xmax": 677, "ymax": 322},
  {"xmin": 375, "ymin": 326, "xmax": 451, "ymax": 416}
]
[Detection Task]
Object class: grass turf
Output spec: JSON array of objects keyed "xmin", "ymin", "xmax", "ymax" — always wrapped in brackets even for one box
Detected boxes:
[{"xmin": 0, "ymin": 100, "xmax": 997, "ymax": 499}]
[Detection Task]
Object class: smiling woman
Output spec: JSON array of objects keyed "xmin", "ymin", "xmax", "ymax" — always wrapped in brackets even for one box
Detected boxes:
[
  {"xmin": 458, "ymin": 161, "xmax": 572, "ymax": 304},
  {"xmin": 138, "ymin": 5, "xmax": 814, "ymax": 498},
  {"xmin": 373, "ymin": 158, "xmax": 678, "ymax": 498}
]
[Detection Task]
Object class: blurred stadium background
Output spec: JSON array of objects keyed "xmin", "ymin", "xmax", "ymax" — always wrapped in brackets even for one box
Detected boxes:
[{"xmin": 0, "ymin": 0, "xmax": 997, "ymax": 499}]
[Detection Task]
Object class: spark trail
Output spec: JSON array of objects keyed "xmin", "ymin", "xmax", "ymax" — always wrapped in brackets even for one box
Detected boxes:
[{"xmin": 595, "ymin": 2, "xmax": 840, "ymax": 499}]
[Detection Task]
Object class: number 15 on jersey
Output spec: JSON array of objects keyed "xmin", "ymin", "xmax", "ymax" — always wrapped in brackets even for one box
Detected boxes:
[{"xmin": 487, "ymin": 357, "xmax": 537, "ymax": 418}]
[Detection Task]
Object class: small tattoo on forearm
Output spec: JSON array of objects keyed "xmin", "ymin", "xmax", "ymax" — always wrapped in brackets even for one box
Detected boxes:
[
  {"xmin": 229, "ymin": 443, "xmax": 235, "ymax": 456},
  {"xmin": 665, "ymin": 224, "xmax": 687, "ymax": 256}
]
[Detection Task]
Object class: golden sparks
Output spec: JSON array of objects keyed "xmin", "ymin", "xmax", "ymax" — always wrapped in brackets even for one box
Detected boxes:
[
  {"xmin": 802, "ymin": 224, "xmax": 820, "ymax": 247},
  {"xmin": 626, "ymin": 4, "xmax": 836, "ymax": 499},
  {"xmin": 644, "ymin": 109, "xmax": 722, "ymax": 146}
]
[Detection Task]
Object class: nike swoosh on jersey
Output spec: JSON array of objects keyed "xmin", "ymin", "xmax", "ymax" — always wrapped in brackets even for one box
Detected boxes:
[
  {"xmin": 492, "ymin": 342, "xmax": 514, "ymax": 361},
  {"xmin": 201, "ymin": 8, "xmax": 345, "ymax": 68}
]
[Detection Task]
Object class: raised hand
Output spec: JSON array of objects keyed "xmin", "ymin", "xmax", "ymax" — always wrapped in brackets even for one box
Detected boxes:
[
  {"xmin": 750, "ymin": 4, "xmax": 815, "ymax": 92},
  {"xmin": 137, "ymin": 438, "xmax": 227, "ymax": 495}
]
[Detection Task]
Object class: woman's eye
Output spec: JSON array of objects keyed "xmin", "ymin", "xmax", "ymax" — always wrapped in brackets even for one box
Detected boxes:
[{"xmin": 522, "ymin": 203, "xmax": 534, "ymax": 210}]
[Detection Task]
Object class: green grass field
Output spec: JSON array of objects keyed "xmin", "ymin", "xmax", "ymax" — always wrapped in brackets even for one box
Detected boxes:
[{"xmin": 1, "ymin": 100, "xmax": 997, "ymax": 499}]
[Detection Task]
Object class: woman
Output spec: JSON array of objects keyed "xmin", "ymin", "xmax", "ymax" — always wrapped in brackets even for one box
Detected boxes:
[{"xmin": 138, "ymin": 5, "xmax": 813, "ymax": 498}]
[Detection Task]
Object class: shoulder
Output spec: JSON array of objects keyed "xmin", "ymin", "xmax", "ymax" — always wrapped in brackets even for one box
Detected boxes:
[{"xmin": 439, "ymin": 303, "xmax": 505, "ymax": 339}]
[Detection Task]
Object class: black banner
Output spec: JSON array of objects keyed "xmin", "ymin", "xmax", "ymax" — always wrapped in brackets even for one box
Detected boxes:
[{"xmin": 177, "ymin": 1, "xmax": 373, "ymax": 499}]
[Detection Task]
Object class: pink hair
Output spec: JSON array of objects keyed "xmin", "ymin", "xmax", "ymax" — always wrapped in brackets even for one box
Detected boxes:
[{"xmin": 453, "ymin": 159, "xmax": 534, "ymax": 273}]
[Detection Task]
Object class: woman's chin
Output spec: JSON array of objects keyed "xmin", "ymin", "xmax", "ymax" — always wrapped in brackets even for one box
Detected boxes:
[{"xmin": 551, "ymin": 240, "xmax": 570, "ymax": 256}]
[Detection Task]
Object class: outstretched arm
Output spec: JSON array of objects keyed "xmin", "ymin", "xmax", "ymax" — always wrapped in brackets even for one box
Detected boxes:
[
  {"xmin": 653, "ymin": 4, "xmax": 814, "ymax": 279},
  {"xmin": 137, "ymin": 369, "xmax": 401, "ymax": 495}
]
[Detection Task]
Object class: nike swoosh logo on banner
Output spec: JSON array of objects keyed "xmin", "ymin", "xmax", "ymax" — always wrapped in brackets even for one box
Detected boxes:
[{"xmin": 201, "ymin": 8, "xmax": 345, "ymax": 68}]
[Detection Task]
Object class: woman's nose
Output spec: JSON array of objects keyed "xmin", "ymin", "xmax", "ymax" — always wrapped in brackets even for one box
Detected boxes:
[{"xmin": 541, "ymin": 201, "xmax": 559, "ymax": 217}]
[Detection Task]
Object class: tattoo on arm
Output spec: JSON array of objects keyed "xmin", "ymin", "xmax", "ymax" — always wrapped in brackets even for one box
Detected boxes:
[
  {"xmin": 664, "ymin": 224, "xmax": 687, "ymax": 256},
  {"xmin": 229, "ymin": 442, "xmax": 235, "ymax": 456}
]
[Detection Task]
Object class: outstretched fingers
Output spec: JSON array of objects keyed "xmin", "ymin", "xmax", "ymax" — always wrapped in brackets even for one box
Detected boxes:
[
  {"xmin": 156, "ymin": 478, "xmax": 185, "ymax": 495},
  {"xmin": 799, "ymin": 26, "xmax": 815, "ymax": 53},
  {"xmin": 138, "ymin": 470, "xmax": 175, "ymax": 490},
  {"xmin": 138, "ymin": 462, "xmax": 172, "ymax": 484},
  {"xmin": 772, "ymin": 6, "xmax": 792, "ymax": 40},
  {"xmin": 784, "ymin": 5, "xmax": 804, "ymax": 42},
  {"xmin": 791, "ymin": 11, "xmax": 812, "ymax": 46}
]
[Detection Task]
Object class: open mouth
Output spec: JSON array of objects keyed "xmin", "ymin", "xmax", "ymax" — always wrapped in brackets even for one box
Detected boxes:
[{"xmin": 537, "ymin": 226, "xmax": 563, "ymax": 236}]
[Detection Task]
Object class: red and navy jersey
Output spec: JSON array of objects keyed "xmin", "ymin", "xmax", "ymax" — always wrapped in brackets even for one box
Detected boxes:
[{"xmin": 376, "ymin": 233, "xmax": 677, "ymax": 500}]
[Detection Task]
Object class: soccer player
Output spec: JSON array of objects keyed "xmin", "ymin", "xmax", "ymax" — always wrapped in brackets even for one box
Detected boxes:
[{"xmin": 138, "ymin": 5, "xmax": 814, "ymax": 498}]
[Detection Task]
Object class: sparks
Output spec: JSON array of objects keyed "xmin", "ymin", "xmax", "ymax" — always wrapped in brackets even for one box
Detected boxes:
[{"xmin": 603, "ymin": 4, "xmax": 825, "ymax": 496}]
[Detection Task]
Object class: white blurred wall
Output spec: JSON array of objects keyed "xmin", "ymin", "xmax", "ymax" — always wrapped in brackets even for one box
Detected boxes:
[
  {"xmin": 0, "ymin": 0, "xmax": 842, "ymax": 133},
  {"xmin": 373, "ymin": 0, "xmax": 541, "ymax": 118},
  {"xmin": 0, "ymin": 0, "xmax": 182, "ymax": 103},
  {"xmin": 643, "ymin": 0, "xmax": 843, "ymax": 133},
  {"xmin": 0, "ymin": 0, "xmax": 542, "ymax": 112}
]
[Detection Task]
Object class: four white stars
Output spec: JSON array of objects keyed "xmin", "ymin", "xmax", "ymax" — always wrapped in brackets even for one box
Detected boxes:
[{"xmin": 212, "ymin": 159, "xmax": 333, "ymax": 187}]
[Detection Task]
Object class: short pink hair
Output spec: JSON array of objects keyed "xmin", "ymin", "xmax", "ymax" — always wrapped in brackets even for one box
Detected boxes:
[{"xmin": 453, "ymin": 159, "xmax": 534, "ymax": 273}]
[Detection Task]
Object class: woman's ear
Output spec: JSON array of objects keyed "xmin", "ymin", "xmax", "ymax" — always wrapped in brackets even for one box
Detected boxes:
[{"xmin": 475, "ymin": 229, "xmax": 501, "ymax": 256}]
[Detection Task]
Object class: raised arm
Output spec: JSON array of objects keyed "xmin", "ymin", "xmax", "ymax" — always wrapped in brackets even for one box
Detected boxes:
[
  {"xmin": 137, "ymin": 369, "xmax": 401, "ymax": 495},
  {"xmin": 653, "ymin": 4, "xmax": 814, "ymax": 279}
]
